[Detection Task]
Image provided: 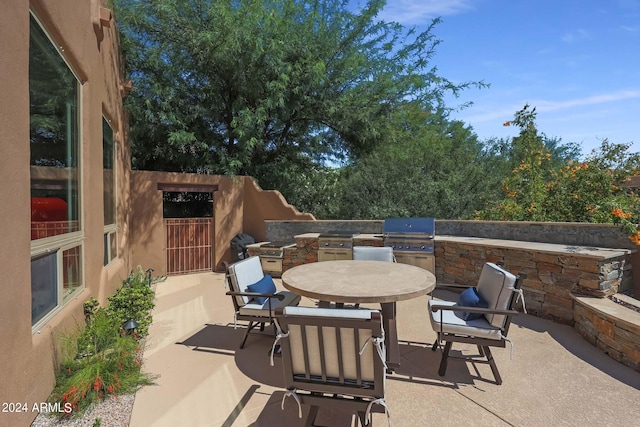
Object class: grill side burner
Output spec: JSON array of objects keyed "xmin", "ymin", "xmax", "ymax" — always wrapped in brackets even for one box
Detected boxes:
[{"xmin": 383, "ymin": 218, "xmax": 435, "ymax": 273}]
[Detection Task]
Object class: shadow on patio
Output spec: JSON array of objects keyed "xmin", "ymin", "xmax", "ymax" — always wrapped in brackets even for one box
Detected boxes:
[{"xmin": 129, "ymin": 272, "xmax": 640, "ymax": 427}]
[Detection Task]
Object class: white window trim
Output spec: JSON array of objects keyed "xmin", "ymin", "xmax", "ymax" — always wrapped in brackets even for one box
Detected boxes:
[
  {"xmin": 32, "ymin": 242, "xmax": 85, "ymax": 333},
  {"xmin": 30, "ymin": 10, "xmax": 85, "ymax": 333},
  {"xmin": 103, "ymin": 117, "xmax": 118, "ymax": 266}
]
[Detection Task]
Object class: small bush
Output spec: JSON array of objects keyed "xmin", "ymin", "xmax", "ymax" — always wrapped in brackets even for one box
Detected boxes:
[
  {"xmin": 106, "ymin": 266, "xmax": 156, "ymax": 337},
  {"xmin": 48, "ymin": 266, "xmax": 156, "ymax": 418}
]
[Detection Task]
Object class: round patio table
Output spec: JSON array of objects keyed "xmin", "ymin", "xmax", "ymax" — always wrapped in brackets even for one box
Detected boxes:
[{"xmin": 281, "ymin": 260, "xmax": 436, "ymax": 371}]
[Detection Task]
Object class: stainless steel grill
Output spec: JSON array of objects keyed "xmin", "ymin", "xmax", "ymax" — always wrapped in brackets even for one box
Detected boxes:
[{"xmin": 383, "ymin": 218, "xmax": 435, "ymax": 272}]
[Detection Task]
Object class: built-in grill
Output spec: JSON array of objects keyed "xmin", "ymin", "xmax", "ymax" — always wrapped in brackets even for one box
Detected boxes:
[
  {"xmin": 317, "ymin": 231, "xmax": 358, "ymax": 262},
  {"xmin": 253, "ymin": 241, "xmax": 294, "ymax": 277},
  {"xmin": 383, "ymin": 218, "xmax": 435, "ymax": 273}
]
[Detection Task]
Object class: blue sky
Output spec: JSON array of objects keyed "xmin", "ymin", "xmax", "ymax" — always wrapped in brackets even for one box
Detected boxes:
[{"xmin": 374, "ymin": 0, "xmax": 640, "ymax": 155}]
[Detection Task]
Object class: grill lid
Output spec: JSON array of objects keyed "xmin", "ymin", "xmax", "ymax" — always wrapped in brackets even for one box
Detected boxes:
[{"xmin": 383, "ymin": 218, "xmax": 435, "ymax": 236}]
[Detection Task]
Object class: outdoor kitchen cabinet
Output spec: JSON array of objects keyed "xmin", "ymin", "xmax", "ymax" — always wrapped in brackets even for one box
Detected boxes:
[
  {"xmin": 260, "ymin": 258, "xmax": 283, "ymax": 277},
  {"xmin": 317, "ymin": 249, "xmax": 353, "ymax": 262},
  {"xmin": 393, "ymin": 251, "xmax": 435, "ymax": 274}
]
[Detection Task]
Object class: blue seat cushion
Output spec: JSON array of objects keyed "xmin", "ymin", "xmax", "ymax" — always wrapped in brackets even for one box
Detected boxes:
[
  {"xmin": 455, "ymin": 287, "xmax": 488, "ymax": 320},
  {"xmin": 246, "ymin": 274, "xmax": 277, "ymax": 304}
]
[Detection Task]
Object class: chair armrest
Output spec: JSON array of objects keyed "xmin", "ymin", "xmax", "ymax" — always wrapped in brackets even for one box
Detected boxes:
[
  {"xmin": 434, "ymin": 283, "xmax": 471, "ymax": 291},
  {"xmin": 430, "ymin": 303, "xmax": 519, "ymax": 317},
  {"xmin": 226, "ymin": 291, "xmax": 286, "ymax": 301}
]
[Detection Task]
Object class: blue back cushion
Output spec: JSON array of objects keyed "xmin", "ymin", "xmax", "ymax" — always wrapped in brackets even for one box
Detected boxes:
[
  {"xmin": 456, "ymin": 287, "xmax": 488, "ymax": 320},
  {"xmin": 246, "ymin": 274, "xmax": 277, "ymax": 304}
]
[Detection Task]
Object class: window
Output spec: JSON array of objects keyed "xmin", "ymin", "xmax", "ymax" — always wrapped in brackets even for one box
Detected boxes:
[
  {"xmin": 29, "ymin": 13, "xmax": 83, "ymax": 328},
  {"xmin": 103, "ymin": 118, "xmax": 117, "ymax": 265}
]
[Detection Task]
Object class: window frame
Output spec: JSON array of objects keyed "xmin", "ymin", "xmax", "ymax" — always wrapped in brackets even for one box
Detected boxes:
[
  {"xmin": 30, "ymin": 11, "xmax": 85, "ymax": 332},
  {"xmin": 103, "ymin": 116, "xmax": 117, "ymax": 266}
]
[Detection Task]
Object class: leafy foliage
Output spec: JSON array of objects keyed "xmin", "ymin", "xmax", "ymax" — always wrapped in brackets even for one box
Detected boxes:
[
  {"xmin": 477, "ymin": 106, "xmax": 640, "ymax": 241},
  {"xmin": 329, "ymin": 115, "xmax": 504, "ymax": 219},
  {"xmin": 51, "ymin": 324, "xmax": 150, "ymax": 418},
  {"xmin": 48, "ymin": 268, "xmax": 156, "ymax": 418},
  {"xmin": 114, "ymin": 0, "xmax": 485, "ymax": 177},
  {"xmin": 106, "ymin": 267, "xmax": 156, "ymax": 337}
]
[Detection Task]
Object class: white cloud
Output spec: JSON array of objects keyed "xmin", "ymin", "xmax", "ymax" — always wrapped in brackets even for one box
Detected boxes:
[
  {"xmin": 461, "ymin": 90, "xmax": 640, "ymax": 123},
  {"xmin": 378, "ymin": 0, "xmax": 475, "ymax": 24},
  {"xmin": 562, "ymin": 29, "xmax": 591, "ymax": 43},
  {"xmin": 533, "ymin": 90, "xmax": 640, "ymax": 112}
]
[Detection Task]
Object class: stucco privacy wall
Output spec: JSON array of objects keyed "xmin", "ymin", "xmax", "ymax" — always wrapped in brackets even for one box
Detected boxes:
[
  {"xmin": 130, "ymin": 171, "xmax": 241, "ymax": 275},
  {"xmin": 129, "ymin": 173, "xmax": 314, "ymax": 274},
  {"xmin": 0, "ymin": 2, "xmax": 131, "ymax": 426},
  {"xmin": 242, "ymin": 177, "xmax": 315, "ymax": 242}
]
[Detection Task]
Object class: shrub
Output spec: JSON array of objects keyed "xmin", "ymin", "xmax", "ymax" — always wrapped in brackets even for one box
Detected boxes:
[
  {"xmin": 48, "ymin": 266, "xmax": 156, "ymax": 418},
  {"xmin": 106, "ymin": 266, "xmax": 156, "ymax": 337}
]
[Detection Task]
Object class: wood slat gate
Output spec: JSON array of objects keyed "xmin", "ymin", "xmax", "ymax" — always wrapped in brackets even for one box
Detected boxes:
[{"xmin": 165, "ymin": 218, "xmax": 213, "ymax": 275}]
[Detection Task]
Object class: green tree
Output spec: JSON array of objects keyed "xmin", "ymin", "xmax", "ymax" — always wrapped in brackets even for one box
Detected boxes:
[
  {"xmin": 114, "ymin": 0, "xmax": 484, "ymax": 178},
  {"xmin": 335, "ymin": 114, "xmax": 500, "ymax": 220},
  {"xmin": 477, "ymin": 106, "xmax": 640, "ymax": 240}
]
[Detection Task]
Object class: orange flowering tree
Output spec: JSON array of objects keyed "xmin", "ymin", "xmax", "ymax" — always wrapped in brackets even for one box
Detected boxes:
[{"xmin": 477, "ymin": 106, "xmax": 640, "ymax": 243}]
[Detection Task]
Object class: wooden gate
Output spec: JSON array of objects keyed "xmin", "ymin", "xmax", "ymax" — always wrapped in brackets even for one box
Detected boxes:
[{"xmin": 165, "ymin": 218, "xmax": 213, "ymax": 275}]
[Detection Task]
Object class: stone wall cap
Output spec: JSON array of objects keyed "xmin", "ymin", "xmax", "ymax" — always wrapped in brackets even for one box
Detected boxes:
[
  {"xmin": 574, "ymin": 294, "xmax": 640, "ymax": 333},
  {"xmin": 436, "ymin": 235, "xmax": 634, "ymax": 259}
]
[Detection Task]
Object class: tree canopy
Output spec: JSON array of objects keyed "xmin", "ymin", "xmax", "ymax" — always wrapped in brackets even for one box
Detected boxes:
[
  {"xmin": 477, "ymin": 105, "xmax": 640, "ymax": 236},
  {"xmin": 114, "ymin": 0, "xmax": 484, "ymax": 175}
]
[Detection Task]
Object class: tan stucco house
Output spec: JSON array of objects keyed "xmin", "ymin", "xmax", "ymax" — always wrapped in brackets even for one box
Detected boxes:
[{"xmin": 0, "ymin": 2, "xmax": 312, "ymax": 426}]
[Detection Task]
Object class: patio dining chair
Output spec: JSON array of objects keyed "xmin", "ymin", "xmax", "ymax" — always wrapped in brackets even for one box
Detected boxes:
[
  {"xmin": 224, "ymin": 256, "xmax": 301, "ymax": 349},
  {"xmin": 273, "ymin": 306, "xmax": 390, "ymax": 426},
  {"xmin": 428, "ymin": 262, "xmax": 525, "ymax": 385},
  {"xmin": 351, "ymin": 246, "xmax": 395, "ymax": 309}
]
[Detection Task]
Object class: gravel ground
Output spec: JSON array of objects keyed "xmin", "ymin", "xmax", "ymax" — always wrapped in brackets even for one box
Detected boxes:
[{"xmin": 30, "ymin": 394, "xmax": 135, "ymax": 427}]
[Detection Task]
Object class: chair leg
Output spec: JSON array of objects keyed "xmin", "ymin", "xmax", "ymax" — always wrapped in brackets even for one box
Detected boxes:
[
  {"xmin": 240, "ymin": 321, "xmax": 264, "ymax": 349},
  {"xmin": 303, "ymin": 405, "xmax": 319, "ymax": 427},
  {"xmin": 431, "ymin": 340, "xmax": 439, "ymax": 351},
  {"xmin": 357, "ymin": 410, "xmax": 368, "ymax": 426},
  {"xmin": 482, "ymin": 346, "xmax": 503, "ymax": 385},
  {"xmin": 438, "ymin": 341, "xmax": 453, "ymax": 376},
  {"xmin": 240, "ymin": 321, "xmax": 254, "ymax": 349}
]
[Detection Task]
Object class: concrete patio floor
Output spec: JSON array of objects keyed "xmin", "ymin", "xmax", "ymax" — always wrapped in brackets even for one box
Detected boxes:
[{"xmin": 129, "ymin": 272, "xmax": 640, "ymax": 427}]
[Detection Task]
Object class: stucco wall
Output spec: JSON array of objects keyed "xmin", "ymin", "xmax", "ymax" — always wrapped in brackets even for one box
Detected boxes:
[
  {"xmin": 0, "ymin": 2, "xmax": 130, "ymax": 426},
  {"xmin": 129, "ymin": 173, "xmax": 316, "ymax": 274},
  {"xmin": 243, "ymin": 178, "xmax": 315, "ymax": 241},
  {"xmin": 129, "ymin": 171, "xmax": 244, "ymax": 274}
]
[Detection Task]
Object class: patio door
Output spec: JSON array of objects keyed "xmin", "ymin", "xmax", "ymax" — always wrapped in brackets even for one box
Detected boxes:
[{"xmin": 160, "ymin": 184, "xmax": 216, "ymax": 275}]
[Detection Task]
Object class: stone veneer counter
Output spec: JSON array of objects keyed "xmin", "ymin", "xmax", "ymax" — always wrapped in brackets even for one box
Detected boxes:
[
  {"xmin": 435, "ymin": 235, "xmax": 631, "ymax": 258},
  {"xmin": 434, "ymin": 235, "xmax": 634, "ymax": 324}
]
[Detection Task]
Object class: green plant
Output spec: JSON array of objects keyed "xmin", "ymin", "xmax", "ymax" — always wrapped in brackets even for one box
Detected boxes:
[
  {"xmin": 48, "ymin": 267, "xmax": 157, "ymax": 418},
  {"xmin": 83, "ymin": 297, "xmax": 99, "ymax": 324},
  {"xmin": 477, "ymin": 106, "xmax": 640, "ymax": 245},
  {"xmin": 93, "ymin": 417, "xmax": 102, "ymax": 427},
  {"xmin": 52, "ymin": 333, "xmax": 151, "ymax": 417},
  {"xmin": 106, "ymin": 266, "xmax": 156, "ymax": 337}
]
